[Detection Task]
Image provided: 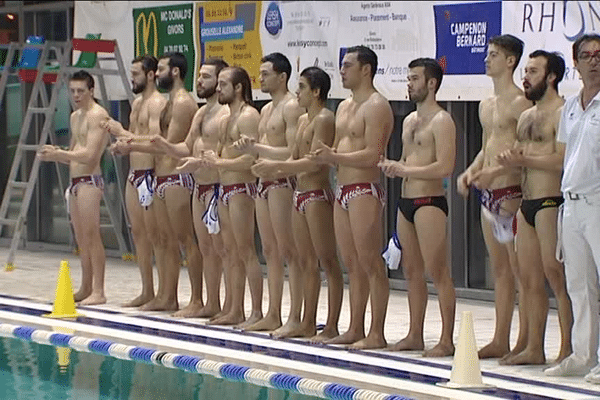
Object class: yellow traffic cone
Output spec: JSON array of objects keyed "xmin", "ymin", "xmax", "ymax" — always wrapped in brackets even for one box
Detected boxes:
[
  {"xmin": 44, "ymin": 260, "xmax": 82, "ymax": 319},
  {"xmin": 438, "ymin": 311, "xmax": 491, "ymax": 388}
]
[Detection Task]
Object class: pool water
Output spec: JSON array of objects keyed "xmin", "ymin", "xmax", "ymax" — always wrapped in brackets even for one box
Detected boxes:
[{"xmin": 0, "ymin": 336, "xmax": 320, "ymax": 400}]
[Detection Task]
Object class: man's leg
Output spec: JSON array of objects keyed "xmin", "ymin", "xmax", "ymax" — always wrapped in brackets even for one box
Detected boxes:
[
  {"xmin": 269, "ymin": 187, "xmax": 304, "ymax": 338},
  {"xmin": 123, "ymin": 182, "xmax": 155, "ymax": 307},
  {"xmin": 305, "ymin": 200, "xmax": 343, "ymax": 342},
  {"xmin": 391, "ymin": 210, "xmax": 426, "ymax": 351},
  {"xmin": 70, "ymin": 192, "xmax": 93, "ymax": 302},
  {"xmin": 414, "ymin": 207, "xmax": 455, "ymax": 357},
  {"xmin": 209, "ymin": 200, "xmax": 245, "ymax": 325},
  {"xmin": 290, "ymin": 208, "xmax": 318, "ymax": 338},
  {"xmin": 180, "ymin": 195, "xmax": 221, "ymax": 318},
  {"xmin": 326, "ymin": 203, "xmax": 368, "ymax": 345},
  {"xmin": 502, "ymin": 210, "xmax": 546, "ymax": 365},
  {"xmin": 228, "ymin": 193, "xmax": 263, "ymax": 328},
  {"xmin": 141, "ymin": 195, "xmax": 179, "ymax": 311},
  {"xmin": 246, "ymin": 196, "xmax": 282, "ymax": 331},
  {"xmin": 164, "ymin": 186, "xmax": 202, "ymax": 317},
  {"xmin": 73, "ymin": 185, "xmax": 106, "ymax": 305},
  {"xmin": 536, "ymin": 207, "xmax": 572, "ymax": 363},
  {"xmin": 479, "ymin": 212, "xmax": 515, "ymax": 359},
  {"xmin": 348, "ymin": 196, "xmax": 388, "ymax": 349}
]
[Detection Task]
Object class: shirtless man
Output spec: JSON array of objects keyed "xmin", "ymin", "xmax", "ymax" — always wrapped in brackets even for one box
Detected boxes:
[
  {"xmin": 199, "ymin": 66, "xmax": 263, "ymax": 326},
  {"xmin": 252, "ymin": 66, "xmax": 343, "ymax": 340},
  {"xmin": 112, "ymin": 53, "xmax": 199, "ymax": 312},
  {"xmin": 103, "ymin": 55, "xmax": 165, "ymax": 307},
  {"xmin": 457, "ymin": 35, "xmax": 532, "ymax": 359},
  {"xmin": 234, "ymin": 53, "xmax": 304, "ymax": 335},
  {"xmin": 496, "ymin": 50, "xmax": 571, "ymax": 365},
  {"xmin": 310, "ymin": 45, "xmax": 394, "ymax": 349},
  {"xmin": 38, "ymin": 70, "xmax": 110, "ymax": 305},
  {"xmin": 154, "ymin": 58, "xmax": 230, "ymax": 318},
  {"xmin": 378, "ymin": 58, "xmax": 456, "ymax": 357}
]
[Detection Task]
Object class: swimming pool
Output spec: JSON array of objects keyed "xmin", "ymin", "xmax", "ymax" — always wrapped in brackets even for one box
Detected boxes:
[{"xmin": 0, "ymin": 336, "xmax": 324, "ymax": 399}]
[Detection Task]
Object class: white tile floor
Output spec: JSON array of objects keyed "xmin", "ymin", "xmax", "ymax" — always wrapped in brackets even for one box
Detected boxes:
[{"xmin": 1, "ymin": 247, "xmax": 600, "ymax": 398}]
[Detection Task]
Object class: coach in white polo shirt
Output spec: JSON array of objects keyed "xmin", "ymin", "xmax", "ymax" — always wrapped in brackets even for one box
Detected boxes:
[{"xmin": 545, "ymin": 33, "xmax": 600, "ymax": 380}]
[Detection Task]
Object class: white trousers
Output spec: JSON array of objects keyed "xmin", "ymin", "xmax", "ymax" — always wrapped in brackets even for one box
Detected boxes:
[{"xmin": 562, "ymin": 192, "xmax": 600, "ymax": 366}]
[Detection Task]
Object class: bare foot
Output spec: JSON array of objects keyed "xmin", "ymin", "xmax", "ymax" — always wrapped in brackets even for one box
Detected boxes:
[
  {"xmin": 73, "ymin": 288, "xmax": 91, "ymax": 302},
  {"xmin": 208, "ymin": 311, "xmax": 245, "ymax": 326},
  {"xmin": 478, "ymin": 341, "xmax": 509, "ymax": 359},
  {"xmin": 273, "ymin": 321, "xmax": 316, "ymax": 339},
  {"xmin": 210, "ymin": 309, "xmax": 228, "ymax": 322},
  {"xmin": 501, "ymin": 349, "xmax": 545, "ymax": 365},
  {"xmin": 325, "ymin": 330, "xmax": 365, "ymax": 345},
  {"xmin": 243, "ymin": 314, "xmax": 282, "ymax": 332},
  {"xmin": 310, "ymin": 327, "xmax": 339, "ymax": 343},
  {"xmin": 235, "ymin": 311, "xmax": 263, "ymax": 330},
  {"xmin": 350, "ymin": 335, "xmax": 387, "ymax": 350},
  {"xmin": 423, "ymin": 342, "xmax": 454, "ymax": 357},
  {"xmin": 139, "ymin": 298, "xmax": 178, "ymax": 312},
  {"xmin": 387, "ymin": 335, "xmax": 424, "ymax": 352},
  {"xmin": 173, "ymin": 301, "xmax": 205, "ymax": 318},
  {"xmin": 79, "ymin": 293, "xmax": 106, "ymax": 306},
  {"xmin": 122, "ymin": 293, "xmax": 154, "ymax": 308}
]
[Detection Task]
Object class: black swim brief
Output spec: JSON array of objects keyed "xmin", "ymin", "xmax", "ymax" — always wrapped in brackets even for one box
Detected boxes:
[
  {"xmin": 520, "ymin": 196, "xmax": 564, "ymax": 227},
  {"xmin": 397, "ymin": 196, "xmax": 448, "ymax": 224}
]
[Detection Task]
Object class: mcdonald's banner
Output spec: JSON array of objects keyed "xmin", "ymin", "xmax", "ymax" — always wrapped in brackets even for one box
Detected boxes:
[
  {"xmin": 133, "ymin": 3, "xmax": 196, "ymax": 91},
  {"xmin": 74, "ymin": 1, "xmax": 595, "ymax": 101}
]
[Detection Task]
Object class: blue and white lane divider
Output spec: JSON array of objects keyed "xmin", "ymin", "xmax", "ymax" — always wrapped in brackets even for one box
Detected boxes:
[{"xmin": 0, "ymin": 323, "xmax": 412, "ymax": 400}]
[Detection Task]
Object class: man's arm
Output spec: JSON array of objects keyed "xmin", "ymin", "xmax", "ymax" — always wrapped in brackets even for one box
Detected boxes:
[
  {"xmin": 43, "ymin": 110, "xmax": 109, "ymax": 165},
  {"xmin": 388, "ymin": 111, "xmax": 456, "ymax": 179},
  {"xmin": 157, "ymin": 107, "xmax": 202, "ymax": 158},
  {"xmin": 316, "ymin": 97, "xmax": 392, "ymax": 167},
  {"xmin": 214, "ymin": 109, "xmax": 259, "ymax": 171}
]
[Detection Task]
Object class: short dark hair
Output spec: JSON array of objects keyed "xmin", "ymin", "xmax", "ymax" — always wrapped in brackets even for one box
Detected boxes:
[
  {"xmin": 160, "ymin": 52, "xmax": 188, "ymax": 80},
  {"xmin": 132, "ymin": 55, "xmax": 158, "ymax": 74},
  {"xmin": 529, "ymin": 50, "xmax": 565, "ymax": 91},
  {"xmin": 572, "ymin": 33, "xmax": 600, "ymax": 62},
  {"xmin": 224, "ymin": 66, "xmax": 254, "ymax": 107},
  {"xmin": 203, "ymin": 57, "xmax": 229, "ymax": 77},
  {"xmin": 408, "ymin": 58, "xmax": 444, "ymax": 93},
  {"xmin": 488, "ymin": 34, "xmax": 524, "ymax": 72},
  {"xmin": 261, "ymin": 52, "xmax": 292, "ymax": 84},
  {"xmin": 70, "ymin": 70, "xmax": 94, "ymax": 90},
  {"xmin": 346, "ymin": 45, "xmax": 378, "ymax": 79},
  {"xmin": 300, "ymin": 66, "xmax": 331, "ymax": 102}
]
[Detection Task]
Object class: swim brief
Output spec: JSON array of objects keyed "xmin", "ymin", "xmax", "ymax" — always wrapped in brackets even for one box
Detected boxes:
[
  {"xmin": 397, "ymin": 196, "xmax": 448, "ymax": 224},
  {"xmin": 257, "ymin": 177, "xmax": 296, "ymax": 199},
  {"xmin": 293, "ymin": 188, "xmax": 334, "ymax": 214},
  {"xmin": 155, "ymin": 173, "xmax": 194, "ymax": 200},
  {"xmin": 219, "ymin": 182, "xmax": 258, "ymax": 206},
  {"xmin": 335, "ymin": 182, "xmax": 385, "ymax": 211},
  {"xmin": 520, "ymin": 196, "xmax": 564, "ymax": 228}
]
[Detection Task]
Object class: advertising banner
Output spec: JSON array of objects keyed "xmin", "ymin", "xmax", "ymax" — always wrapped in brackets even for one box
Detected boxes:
[
  {"xmin": 74, "ymin": 1, "xmax": 593, "ymax": 101},
  {"xmin": 133, "ymin": 3, "xmax": 196, "ymax": 91}
]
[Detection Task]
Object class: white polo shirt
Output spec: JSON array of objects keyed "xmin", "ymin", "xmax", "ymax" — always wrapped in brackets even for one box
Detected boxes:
[{"xmin": 558, "ymin": 89, "xmax": 600, "ymax": 195}]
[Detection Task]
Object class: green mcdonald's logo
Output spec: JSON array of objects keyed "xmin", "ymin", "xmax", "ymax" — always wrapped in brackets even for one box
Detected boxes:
[{"xmin": 135, "ymin": 11, "xmax": 158, "ymax": 57}]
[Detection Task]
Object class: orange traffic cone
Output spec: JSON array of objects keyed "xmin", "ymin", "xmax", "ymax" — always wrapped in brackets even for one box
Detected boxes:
[{"xmin": 44, "ymin": 260, "xmax": 82, "ymax": 319}]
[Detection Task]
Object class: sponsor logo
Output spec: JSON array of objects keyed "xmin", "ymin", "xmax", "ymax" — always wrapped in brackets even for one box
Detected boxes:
[
  {"xmin": 265, "ymin": 2, "xmax": 282, "ymax": 36},
  {"xmin": 541, "ymin": 199, "xmax": 557, "ymax": 207},
  {"xmin": 135, "ymin": 11, "xmax": 158, "ymax": 57},
  {"xmin": 434, "ymin": 1, "xmax": 501, "ymax": 75},
  {"xmin": 521, "ymin": 1, "xmax": 600, "ymax": 41}
]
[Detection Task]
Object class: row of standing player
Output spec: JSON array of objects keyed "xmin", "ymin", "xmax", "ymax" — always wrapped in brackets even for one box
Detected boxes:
[{"xmin": 35, "ymin": 34, "xmax": 596, "ymax": 373}]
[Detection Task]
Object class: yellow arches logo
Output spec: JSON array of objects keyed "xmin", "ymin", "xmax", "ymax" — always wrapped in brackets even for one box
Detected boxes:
[{"xmin": 135, "ymin": 11, "xmax": 158, "ymax": 57}]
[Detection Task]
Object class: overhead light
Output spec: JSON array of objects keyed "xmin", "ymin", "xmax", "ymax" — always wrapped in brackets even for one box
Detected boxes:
[{"xmin": 6, "ymin": 14, "xmax": 16, "ymax": 21}]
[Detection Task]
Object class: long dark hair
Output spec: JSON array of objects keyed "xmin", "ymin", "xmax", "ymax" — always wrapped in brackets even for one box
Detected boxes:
[{"xmin": 226, "ymin": 66, "xmax": 254, "ymax": 107}]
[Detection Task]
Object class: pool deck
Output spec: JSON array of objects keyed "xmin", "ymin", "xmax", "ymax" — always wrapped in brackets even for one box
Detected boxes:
[{"xmin": 1, "ymin": 248, "xmax": 599, "ymax": 400}]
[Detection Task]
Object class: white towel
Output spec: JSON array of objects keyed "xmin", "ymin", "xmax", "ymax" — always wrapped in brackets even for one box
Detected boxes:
[
  {"xmin": 137, "ymin": 174, "xmax": 154, "ymax": 208},
  {"xmin": 482, "ymin": 206, "xmax": 515, "ymax": 243},
  {"xmin": 203, "ymin": 191, "xmax": 220, "ymax": 234},
  {"xmin": 382, "ymin": 231, "xmax": 402, "ymax": 270}
]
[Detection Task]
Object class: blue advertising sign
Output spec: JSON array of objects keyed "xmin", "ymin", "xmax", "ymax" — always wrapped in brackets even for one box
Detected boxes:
[{"xmin": 434, "ymin": 1, "xmax": 501, "ymax": 75}]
